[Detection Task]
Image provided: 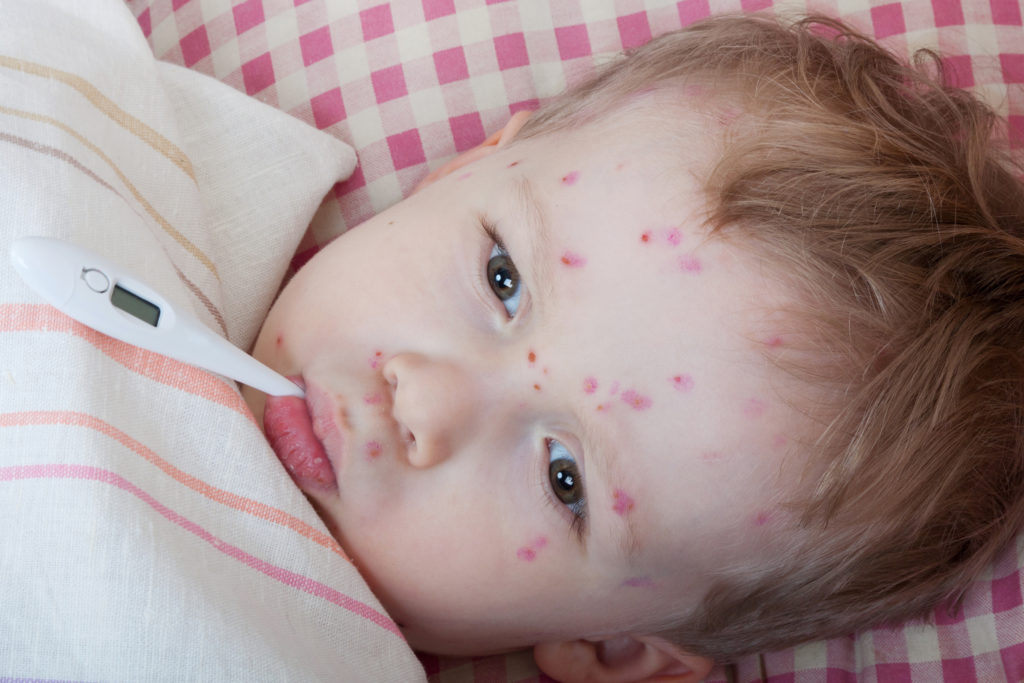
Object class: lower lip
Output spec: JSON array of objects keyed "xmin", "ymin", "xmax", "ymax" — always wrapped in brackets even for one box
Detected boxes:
[{"xmin": 263, "ymin": 379, "xmax": 340, "ymax": 492}]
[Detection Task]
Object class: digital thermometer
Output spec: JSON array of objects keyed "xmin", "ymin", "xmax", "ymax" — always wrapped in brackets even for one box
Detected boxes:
[{"xmin": 9, "ymin": 236, "xmax": 303, "ymax": 397}]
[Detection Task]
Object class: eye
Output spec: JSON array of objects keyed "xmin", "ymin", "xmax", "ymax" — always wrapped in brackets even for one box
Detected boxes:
[
  {"xmin": 486, "ymin": 244, "xmax": 522, "ymax": 318},
  {"xmin": 548, "ymin": 439, "xmax": 587, "ymax": 533}
]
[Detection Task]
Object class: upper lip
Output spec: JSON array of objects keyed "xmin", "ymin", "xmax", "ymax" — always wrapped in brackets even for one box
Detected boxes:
[{"xmin": 305, "ymin": 379, "xmax": 347, "ymax": 482}]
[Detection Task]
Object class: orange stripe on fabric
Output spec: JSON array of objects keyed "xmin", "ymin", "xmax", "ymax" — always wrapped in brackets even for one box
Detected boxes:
[
  {"xmin": 0, "ymin": 105, "xmax": 220, "ymax": 281},
  {"xmin": 0, "ymin": 303, "xmax": 243, "ymax": 416},
  {"xmin": 0, "ymin": 411, "xmax": 350, "ymax": 563},
  {"xmin": 0, "ymin": 55, "xmax": 194, "ymax": 180}
]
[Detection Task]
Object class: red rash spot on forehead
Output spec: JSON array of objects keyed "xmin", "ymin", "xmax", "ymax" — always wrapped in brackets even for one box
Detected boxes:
[
  {"xmin": 533, "ymin": 384, "xmax": 542, "ymax": 391},
  {"xmin": 560, "ymin": 251, "xmax": 587, "ymax": 267},
  {"xmin": 528, "ymin": 350, "xmax": 536, "ymax": 364},
  {"xmin": 583, "ymin": 377, "xmax": 599, "ymax": 394},
  {"xmin": 669, "ymin": 374, "xmax": 694, "ymax": 392},
  {"xmin": 678, "ymin": 254, "xmax": 702, "ymax": 273},
  {"xmin": 561, "ymin": 170, "xmax": 580, "ymax": 185},
  {"xmin": 666, "ymin": 228, "xmax": 683, "ymax": 246},
  {"xmin": 622, "ymin": 576, "xmax": 656, "ymax": 588},
  {"xmin": 612, "ymin": 489, "xmax": 635, "ymax": 516},
  {"xmin": 368, "ymin": 350, "xmax": 384, "ymax": 369},
  {"xmin": 621, "ymin": 389, "xmax": 652, "ymax": 411},
  {"xmin": 744, "ymin": 398, "xmax": 767, "ymax": 418},
  {"xmin": 640, "ymin": 231, "xmax": 652, "ymax": 243}
]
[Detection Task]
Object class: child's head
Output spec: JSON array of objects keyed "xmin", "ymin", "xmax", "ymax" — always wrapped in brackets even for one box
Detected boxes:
[{"xmin": 243, "ymin": 13, "xmax": 1024, "ymax": 681}]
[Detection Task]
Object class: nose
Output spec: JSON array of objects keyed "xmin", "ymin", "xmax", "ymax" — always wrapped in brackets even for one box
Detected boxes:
[{"xmin": 382, "ymin": 352, "xmax": 485, "ymax": 468}]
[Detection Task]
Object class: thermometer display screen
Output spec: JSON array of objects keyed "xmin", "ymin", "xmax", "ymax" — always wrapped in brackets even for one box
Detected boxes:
[{"xmin": 111, "ymin": 284, "xmax": 161, "ymax": 326}]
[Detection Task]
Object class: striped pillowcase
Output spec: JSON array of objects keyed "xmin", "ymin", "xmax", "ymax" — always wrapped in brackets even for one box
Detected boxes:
[{"xmin": 0, "ymin": 0, "xmax": 425, "ymax": 679}]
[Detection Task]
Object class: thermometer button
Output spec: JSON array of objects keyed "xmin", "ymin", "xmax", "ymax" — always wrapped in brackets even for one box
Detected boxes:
[{"xmin": 81, "ymin": 267, "xmax": 110, "ymax": 294}]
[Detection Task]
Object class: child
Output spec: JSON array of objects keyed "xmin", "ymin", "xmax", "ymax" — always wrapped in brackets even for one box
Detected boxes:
[{"xmin": 241, "ymin": 13, "xmax": 1024, "ymax": 682}]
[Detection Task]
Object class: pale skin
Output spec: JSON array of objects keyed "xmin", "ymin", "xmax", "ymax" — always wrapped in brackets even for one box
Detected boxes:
[{"xmin": 243, "ymin": 108, "xmax": 805, "ymax": 682}]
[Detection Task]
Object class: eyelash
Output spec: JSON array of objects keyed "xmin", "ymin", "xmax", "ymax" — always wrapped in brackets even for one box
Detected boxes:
[
  {"xmin": 481, "ymin": 220, "xmax": 523, "ymax": 319},
  {"xmin": 547, "ymin": 439, "xmax": 588, "ymax": 540},
  {"xmin": 479, "ymin": 219, "xmax": 588, "ymax": 539}
]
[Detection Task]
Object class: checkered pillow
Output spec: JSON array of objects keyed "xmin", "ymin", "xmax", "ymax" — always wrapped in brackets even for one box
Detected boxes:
[{"xmin": 126, "ymin": 1, "xmax": 1024, "ymax": 681}]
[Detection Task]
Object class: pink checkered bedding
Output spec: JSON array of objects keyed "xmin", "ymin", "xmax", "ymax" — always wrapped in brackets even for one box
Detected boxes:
[{"xmin": 125, "ymin": 0, "xmax": 1024, "ymax": 681}]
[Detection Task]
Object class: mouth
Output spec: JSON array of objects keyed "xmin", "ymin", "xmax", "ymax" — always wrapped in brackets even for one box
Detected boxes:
[{"xmin": 263, "ymin": 378, "xmax": 342, "ymax": 493}]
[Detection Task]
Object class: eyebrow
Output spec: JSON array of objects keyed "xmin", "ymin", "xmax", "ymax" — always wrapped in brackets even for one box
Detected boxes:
[
  {"xmin": 511, "ymin": 175, "xmax": 554, "ymax": 305},
  {"xmin": 511, "ymin": 175, "xmax": 643, "ymax": 564}
]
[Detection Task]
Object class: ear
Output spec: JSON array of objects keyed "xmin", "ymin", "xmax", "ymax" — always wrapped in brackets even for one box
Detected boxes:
[
  {"xmin": 412, "ymin": 109, "xmax": 532, "ymax": 192},
  {"xmin": 533, "ymin": 634, "xmax": 714, "ymax": 683}
]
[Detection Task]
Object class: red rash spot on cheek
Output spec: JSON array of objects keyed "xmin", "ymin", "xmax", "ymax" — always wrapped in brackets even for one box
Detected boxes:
[
  {"xmin": 507, "ymin": 160, "xmax": 520, "ymax": 168},
  {"xmin": 754, "ymin": 510, "xmax": 773, "ymax": 527},
  {"xmin": 365, "ymin": 441, "xmax": 382, "ymax": 459},
  {"xmin": 621, "ymin": 389, "xmax": 652, "ymax": 410},
  {"xmin": 666, "ymin": 228, "xmax": 683, "ymax": 246},
  {"xmin": 275, "ymin": 333, "xmax": 284, "ymax": 348},
  {"xmin": 765, "ymin": 336, "xmax": 785, "ymax": 348},
  {"xmin": 368, "ymin": 350, "xmax": 384, "ymax": 369},
  {"xmin": 560, "ymin": 251, "xmax": 586, "ymax": 267},
  {"xmin": 612, "ymin": 489, "xmax": 635, "ymax": 516},
  {"xmin": 528, "ymin": 350, "xmax": 536, "ymax": 365},
  {"xmin": 561, "ymin": 170, "xmax": 580, "ymax": 185},
  {"xmin": 516, "ymin": 535, "xmax": 549, "ymax": 562},
  {"xmin": 363, "ymin": 393, "xmax": 383, "ymax": 405},
  {"xmin": 533, "ymin": 384, "xmax": 542, "ymax": 391},
  {"xmin": 640, "ymin": 231, "xmax": 652, "ymax": 243},
  {"xmin": 583, "ymin": 377, "xmax": 599, "ymax": 394},
  {"xmin": 457, "ymin": 171, "xmax": 472, "ymax": 181}
]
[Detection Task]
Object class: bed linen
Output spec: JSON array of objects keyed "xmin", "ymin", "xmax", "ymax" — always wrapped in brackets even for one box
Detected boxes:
[
  {"xmin": 0, "ymin": 0, "xmax": 425, "ymax": 680},
  {"xmin": 127, "ymin": 1, "xmax": 1024, "ymax": 681},
  {"xmin": 10, "ymin": 0, "xmax": 1024, "ymax": 680}
]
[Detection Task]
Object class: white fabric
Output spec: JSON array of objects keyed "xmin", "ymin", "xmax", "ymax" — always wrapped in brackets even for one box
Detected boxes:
[{"xmin": 0, "ymin": 0, "xmax": 424, "ymax": 680}]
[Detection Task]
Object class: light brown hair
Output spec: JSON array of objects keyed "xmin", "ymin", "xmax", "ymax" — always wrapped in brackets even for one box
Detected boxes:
[{"xmin": 518, "ymin": 13, "xmax": 1024, "ymax": 660}]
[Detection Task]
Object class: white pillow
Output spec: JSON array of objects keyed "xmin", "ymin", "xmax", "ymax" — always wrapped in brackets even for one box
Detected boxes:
[{"xmin": 0, "ymin": 0, "xmax": 424, "ymax": 680}]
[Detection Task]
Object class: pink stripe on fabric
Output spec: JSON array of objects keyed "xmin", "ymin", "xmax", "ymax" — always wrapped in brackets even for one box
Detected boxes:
[
  {"xmin": 0, "ymin": 304, "xmax": 247, "ymax": 417},
  {"xmin": 0, "ymin": 411, "xmax": 348, "ymax": 561},
  {"xmin": 0, "ymin": 463, "xmax": 402, "ymax": 638}
]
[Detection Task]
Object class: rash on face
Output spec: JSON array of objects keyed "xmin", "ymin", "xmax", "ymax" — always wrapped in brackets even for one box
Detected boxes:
[
  {"xmin": 560, "ymin": 251, "xmax": 587, "ymax": 267},
  {"xmin": 612, "ymin": 489, "xmax": 635, "ymax": 516},
  {"xmin": 621, "ymin": 389, "xmax": 652, "ymax": 410},
  {"xmin": 516, "ymin": 535, "xmax": 549, "ymax": 562}
]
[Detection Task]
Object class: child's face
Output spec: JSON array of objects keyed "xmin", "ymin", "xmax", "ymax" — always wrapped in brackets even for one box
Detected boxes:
[{"xmin": 244, "ymin": 120, "xmax": 802, "ymax": 655}]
